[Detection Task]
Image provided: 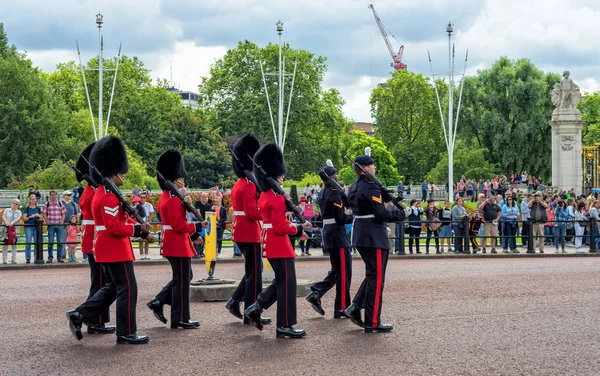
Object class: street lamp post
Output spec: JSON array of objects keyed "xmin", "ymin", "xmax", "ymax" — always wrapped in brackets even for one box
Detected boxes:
[
  {"xmin": 76, "ymin": 13, "xmax": 122, "ymax": 141},
  {"xmin": 259, "ymin": 21, "xmax": 298, "ymax": 152},
  {"xmin": 428, "ymin": 22, "xmax": 468, "ymax": 202}
]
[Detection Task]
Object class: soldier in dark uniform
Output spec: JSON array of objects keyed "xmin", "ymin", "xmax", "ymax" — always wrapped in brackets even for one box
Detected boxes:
[
  {"xmin": 67, "ymin": 136, "xmax": 153, "ymax": 345},
  {"xmin": 244, "ymin": 143, "xmax": 311, "ymax": 339},
  {"xmin": 147, "ymin": 149, "xmax": 204, "ymax": 329},
  {"xmin": 343, "ymin": 150, "xmax": 405, "ymax": 333},
  {"xmin": 306, "ymin": 163, "xmax": 353, "ymax": 318},
  {"xmin": 75, "ymin": 141, "xmax": 115, "ymax": 335}
]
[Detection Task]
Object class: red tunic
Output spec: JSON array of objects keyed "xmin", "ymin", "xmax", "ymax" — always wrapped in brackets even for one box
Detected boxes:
[
  {"xmin": 159, "ymin": 191, "xmax": 197, "ymax": 258},
  {"xmin": 80, "ymin": 185, "xmax": 96, "ymax": 255},
  {"xmin": 92, "ymin": 185, "xmax": 136, "ymax": 263},
  {"xmin": 231, "ymin": 177, "xmax": 261, "ymax": 243},
  {"xmin": 259, "ymin": 190, "xmax": 299, "ymax": 259}
]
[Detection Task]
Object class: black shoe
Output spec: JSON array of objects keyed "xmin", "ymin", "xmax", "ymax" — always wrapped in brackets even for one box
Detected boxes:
[
  {"xmin": 46, "ymin": 259, "xmax": 53, "ymax": 264},
  {"xmin": 334, "ymin": 310, "xmax": 350, "ymax": 319},
  {"xmin": 171, "ymin": 320, "xmax": 200, "ymax": 329},
  {"xmin": 305, "ymin": 291, "xmax": 325, "ymax": 316},
  {"xmin": 276, "ymin": 326, "xmax": 306, "ymax": 339},
  {"xmin": 66, "ymin": 310, "xmax": 84, "ymax": 341},
  {"xmin": 343, "ymin": 303, "xmax": 364, "ymax": 328},
  {"xmin": 225, "ymin": 298, "xmax": 243, "ymax": 320},
  {"xmin": 87, "ymin": 323, "xmax": 116, "ymax": 334},
  {"xmin": 57, "ymin": 258, "xmax": 64, "ymax": 263},
  {"xmin": 146, "ymin": 298, "xmax": 167, "ymax": 324},
  {"xmin": 463, "ymin": 250, "xmax": 471, "ymax": 254},
  {"xmin": 364, "ymin": 323, "xmax": 394, "ymax": 333},
  {"xmin": 116, "ymin": 333, "xmax": 149, "ymax": 344},
  {"xmin": 26, "ymin": 260, "xmax": 30, "ymax": 264},
  {"xmin": 244, "ymin": 303, "xmax": 263, "ymax": 331}
]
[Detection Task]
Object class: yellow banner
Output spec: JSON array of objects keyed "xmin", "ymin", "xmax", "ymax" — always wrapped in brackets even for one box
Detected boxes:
[{"xmin": 204, "ymin": 211, "xmax": 217, "ymax": 274}]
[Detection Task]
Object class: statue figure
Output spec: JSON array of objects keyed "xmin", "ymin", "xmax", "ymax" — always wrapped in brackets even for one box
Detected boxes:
[{"xmin": 555, "ymin": 70, "xmax": 581, "ymax": 109}]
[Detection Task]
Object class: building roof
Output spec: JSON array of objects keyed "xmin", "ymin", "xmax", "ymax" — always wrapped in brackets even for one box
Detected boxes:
[{"xmin": 354, "ymin": 122, "xmax": 374, "ymax": 136}]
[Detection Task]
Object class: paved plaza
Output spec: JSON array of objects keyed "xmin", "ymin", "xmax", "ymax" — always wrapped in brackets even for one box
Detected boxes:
[{"xmin": 1, "ymin": 257, "xmax": 600, "ymax": 375}]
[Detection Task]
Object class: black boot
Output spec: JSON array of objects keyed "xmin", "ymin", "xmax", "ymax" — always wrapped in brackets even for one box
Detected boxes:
[
  {"xmin": 364, "ymin": 323, "xmax": 394, "ymax": 333},
  {"xmin": 87, "ymin": 323, "xmax": 116, "ymax": 334},
  {"xmin": 147, "ymin": 298, "xmax": 167, "ymax": 324},
  {"xmin": 244, "ymin": 303, "xmax": 264, "ymax": 331},
  {"xmin": 276, "ymin": 326, "xmax": 306, "ymax": 339},
  {"xmin": 343, "ymin": 303, "xmax": 364, "ymax": 328},
  {"xmin": 305, "ymin": 291, "xmax": 325, "ymax": 316},
  {"xmin": 66, "ymin": 310, "xmax": 84, "ymax": 341},
  {"xmin": 116, "ymin": 333, "xmax": 149, "ymax": 344},
  {"xmin": 225, "ymin": 298, "xmax": 243, "ymax": 320},
  {"xmin": 171, "ymin": 320, "xmax": 200, "ymax": 329}
]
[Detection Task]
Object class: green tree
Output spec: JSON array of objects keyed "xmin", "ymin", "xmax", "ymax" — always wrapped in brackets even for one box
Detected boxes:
[
  {"xmin": 0, "ymin": 24, "xmax": 83, "ymax": 187},
  {"xmin": 336, "ymin": 131, "xmax": 400, "ymax": 186},
  {"xmin": 426, "ymin": 139, "xmax": 498, "ymax": 182},
  {"xmin": 370, "ymin": 70, "xmax": 446, "ymax": 184},
  {"xmin": 458, "ymin": 57, "xmax": 559, "ymax": 178},
  {"xmin": 198, "ymin": 40, "xmax": 353, "ymax": 178},
  {"xmin": 578, "ymin": 92, "xmax": 600, "ymax": 145}
]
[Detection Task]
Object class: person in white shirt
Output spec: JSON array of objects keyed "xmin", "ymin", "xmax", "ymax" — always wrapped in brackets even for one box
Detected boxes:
[{"xmin": 3, "ymin": 199, "xmax": 22, "ymax": 264}]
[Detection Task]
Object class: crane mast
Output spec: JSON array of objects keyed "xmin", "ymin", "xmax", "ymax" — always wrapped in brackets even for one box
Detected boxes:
[{"xmin": 368, "ymin": 4, "xmax": 406, "ymax": 71}]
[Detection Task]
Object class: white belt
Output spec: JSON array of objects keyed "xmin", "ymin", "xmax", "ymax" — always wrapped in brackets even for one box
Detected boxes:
[
  {"xmin": 233, "ymin": 211, "xmax": 246, "ymax": 216},
  {"xmin": 95, "ymin": 225, "xmax": 106, "ymax": 231},
  {"xmin": 354, "ymin": 214, "xmax": 375, "ymax": 219},
  {"xmin": 82, "ymin": 220, "xmax": 95, "ymax": 225},
  {"xmin": 262, "ymin": 223, "xmax": 273, "ymax": 229},
  {"xmin": 322, "ymin": 218, "xmax": 336, "ymax": 225},
  {"xmin": 162, "ymin": 225, "xmax": 172, "ymax": 230}
]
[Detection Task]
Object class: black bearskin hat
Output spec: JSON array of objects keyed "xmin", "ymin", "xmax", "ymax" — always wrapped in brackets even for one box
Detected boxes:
[
  {"xmin": 75, "ymin": 141, "xmax": 96, "ymax": 184},
  {"xmin": 89, "ymin": 136, "xmax": 129, "ymax": 186},
  {"xmin": 232, "ymin": 134, "xmax": 260, "ymax": 178},
  {"xmin": 156, "ymin": 149, "xmax": 187, "ymax": 191},
  {"xmin": 253, "ymin": 143, "xmax": 286, "ymax": 192}
]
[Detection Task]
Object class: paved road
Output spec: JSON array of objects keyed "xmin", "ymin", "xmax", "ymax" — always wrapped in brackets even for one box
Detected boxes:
[{"xmin": 1, "ymin": 258, "xmax": 600, "ymax": 375}]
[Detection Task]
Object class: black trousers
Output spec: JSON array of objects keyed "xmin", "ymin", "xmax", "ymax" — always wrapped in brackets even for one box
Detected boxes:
[
  {"xmin": 155, "ymin": 257, "xmax": 193, "ymax": 323},
  {"xmin": 77, "ymin": 261, "xmax": 138, "ymax": 337},
  {"xmin": 353, "ymin": 247, "xmax": 389, "ymax": 328},
  {"xmin": 231, "ymin": 242, "xmax": 263, "ymax": 312},
  {"xmin": 216, "ymin": 227, "xmax": 224, "ymax": 254},
  {"xmin": 407, "ymin": 227, "xmax": 421, "ymax": 253},
  {"xmin": 256, "ymin": 258, "xmax": 297, "ymax": 328},
  {"xmin": 425, "ymin": 228, "xmax": 439, "ymax": 251},
  {"xmin": 311, "ymin": 247, "xmax": 352, "ymax": 311},
  {"xmin": 87, "ymin": 254, "xmax": 110, "ymax": 325},
  {"xmin": 521, "ymin": 222, "xmax": 529, "ymax": 246},
  {"xmin": 454, "ymin": 226, "xmax": 467, "ymax": 252}
]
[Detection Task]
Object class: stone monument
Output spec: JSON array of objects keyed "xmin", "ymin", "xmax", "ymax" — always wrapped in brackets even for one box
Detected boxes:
[{"xmin": 550, "ymin": 71, "xmax": 583, "ymax": 193}]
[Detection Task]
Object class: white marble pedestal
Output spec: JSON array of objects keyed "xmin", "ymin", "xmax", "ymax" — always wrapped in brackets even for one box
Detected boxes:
[{"xmin": 551, "ymin": 108, "xmax": 583, "ymax": 193}]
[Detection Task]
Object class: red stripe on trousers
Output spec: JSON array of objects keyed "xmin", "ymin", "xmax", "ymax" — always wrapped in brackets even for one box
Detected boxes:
[
  {"xmin": 285, "ymin": 260, "xmax": 289, "ymax": 326},
  {"xmin": 372, "ymin": 249, "xmax": 382, "ymax": 328},
  {"xmin": 340, "ymin": 247, "xmax": 347, "ymax": 309},
  {"xmin": 98, "ymin": 264, "xmax": 103, "ymax": 324},
  {"xmin": 180, "ymin": 258, "xmax": 184, "ymax": 322},
  {"xmin": 123, "ymin": 263, "xmax": 132, "ymax": 335}
]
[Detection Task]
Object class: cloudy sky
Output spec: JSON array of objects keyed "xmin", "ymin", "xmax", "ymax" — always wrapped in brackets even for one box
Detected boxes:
[{"xmin": 2, "ymin": 0, "xmax": 600, "ymax": 122}]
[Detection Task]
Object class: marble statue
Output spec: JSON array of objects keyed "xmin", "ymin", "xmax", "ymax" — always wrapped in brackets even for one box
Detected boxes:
[{"xmin": 552, "ymin": 71, "xmax": 581, "ymax": 109}]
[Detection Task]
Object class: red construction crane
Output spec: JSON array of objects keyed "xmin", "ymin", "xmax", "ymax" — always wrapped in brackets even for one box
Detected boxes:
[{"xmin": 368, "ymin": 3, "xmax": 407, "ymax": 71}]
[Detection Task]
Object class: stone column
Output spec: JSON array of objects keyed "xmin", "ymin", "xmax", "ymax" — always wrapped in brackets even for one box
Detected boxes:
[{"xmin": 550, "ymin": 107, "xmax": 583, "ymax": 193}]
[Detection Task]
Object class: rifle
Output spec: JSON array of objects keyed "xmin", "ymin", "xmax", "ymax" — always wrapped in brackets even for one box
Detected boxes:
[
  {"xmin": 228, "ymin": 144, "xmax": 261, "ymax": 192},
  {"xmin": 80, "ymin": 155, "xmax": 147, "ymax": 228},
  {"xmin": 318, "ymin": 159, "xmax": 349, "ymax": 206},
  {"xmin": 349, "ymin": 151, "xmax": 404, "ymax": 211},
  {"xmin": 70, "ymin": 164, "xmax": 98, "ymax": 188},
  {"xmin": 247, "ymin": 153, "xmax": 307, "ymax": 224},
  {"xmin": 156, "ymin": 171, "xmax": 205, "ymax": 222}
]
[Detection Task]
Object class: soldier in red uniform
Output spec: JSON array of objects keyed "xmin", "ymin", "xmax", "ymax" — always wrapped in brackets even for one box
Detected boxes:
[
  {"xmin": 244, "ymin": 143, "xmax": 311, "ymax": 339},
  {"xmin": 67, "ymin": 136, "xmax": 152, "ymax": 345},
  {"xmin": 225, "ymin": 135, "xmax": 271, "ymax": 327},
  {"xmin": 75, "ymin": 142, "xmax": 115, "ymax": 335},
  {"xmin": 147, "ymin": 149, "xmax": 204, "ymax": 329}
]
